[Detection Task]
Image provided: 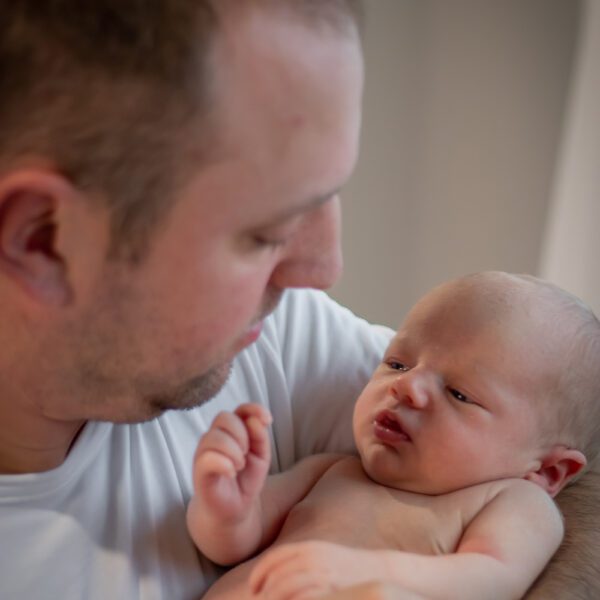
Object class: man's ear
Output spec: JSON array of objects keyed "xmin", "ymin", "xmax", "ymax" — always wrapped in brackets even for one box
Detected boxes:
[
  {"xmin": 524, "ymin": 446, "xmax": 587, "ymax": 498},
  {"xmin": 0, "ymin": 169, "xmax": 76, "ymax": 306}
]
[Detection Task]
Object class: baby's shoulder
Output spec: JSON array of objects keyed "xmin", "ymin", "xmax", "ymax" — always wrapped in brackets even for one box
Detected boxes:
[
  {"xmin": 446, "ymin": 478, "xmax": 561, "ymax": 528},
  {"xmin": 448, "ymin": 477, "xmax": 547, "ymax": 501},
  {"xmin": 471, "ymin": 477, "xmax": 557, "ymax": 506}
]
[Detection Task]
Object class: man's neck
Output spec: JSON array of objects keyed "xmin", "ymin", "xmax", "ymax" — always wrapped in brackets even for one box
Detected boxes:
[{"xmin": 0, "ymin": 401, "xmax": 84, "ymax": 475}]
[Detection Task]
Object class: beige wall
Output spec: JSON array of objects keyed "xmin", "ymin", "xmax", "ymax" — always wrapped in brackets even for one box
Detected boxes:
[
  {"xmin": 540, "ymin": 0, "xmax": 600, "ymax": 316},
  {"xmin": 330, "ymin": 0, "xmax": 581, "ymax": 327}
]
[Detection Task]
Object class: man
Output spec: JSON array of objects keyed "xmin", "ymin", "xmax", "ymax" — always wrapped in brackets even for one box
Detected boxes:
[{"xmin": 0, "ymin": 1, "xmax": 597, "ymax": 598}]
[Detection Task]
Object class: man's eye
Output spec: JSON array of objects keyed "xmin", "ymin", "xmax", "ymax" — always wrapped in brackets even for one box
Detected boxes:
[
  {"xmin": 252, "ymin": 235, "xmax": 286, "ymax": 249},
  {"xmin": 387, "ymin": 361, "xmax": 409, "ymax": 371},
  {"xmin": 449, "ymin": 388, "xmax": 470, "ymax": 403}
]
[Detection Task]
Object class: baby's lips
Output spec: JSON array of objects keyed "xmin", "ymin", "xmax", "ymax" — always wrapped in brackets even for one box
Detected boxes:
[{"xmin": 373, "ymin": 409, "xmax": 412, "ymax": 442}]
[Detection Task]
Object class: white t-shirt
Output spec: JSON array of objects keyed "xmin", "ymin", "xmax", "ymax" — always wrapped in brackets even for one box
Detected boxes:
[{"xmin": 0, "ymin": 290, "xmax": 392, "ymax": 600}]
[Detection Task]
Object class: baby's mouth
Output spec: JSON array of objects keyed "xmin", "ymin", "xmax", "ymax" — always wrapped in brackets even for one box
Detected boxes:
[{"xmin": 373, "ymin": 410, "xmax": 412, "ymax": 443}]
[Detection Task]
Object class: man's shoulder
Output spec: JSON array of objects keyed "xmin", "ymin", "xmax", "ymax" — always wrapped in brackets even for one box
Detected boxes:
[
  {"xmin": 266, "ymin": 288, "xmax": 393, "ymax": 364},
  {"xmin": 272, "ymin": 288, "xmax": 392, "ymax": 332}
]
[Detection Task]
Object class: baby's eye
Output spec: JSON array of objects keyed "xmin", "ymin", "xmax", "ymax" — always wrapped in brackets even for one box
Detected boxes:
[
  {"xmin": 387, "ymin": 361, "xmax": 409, "ymax": 372},
  {"xmin": 449, "ymin": 388, "xmax": 470, "ymax": 403}
]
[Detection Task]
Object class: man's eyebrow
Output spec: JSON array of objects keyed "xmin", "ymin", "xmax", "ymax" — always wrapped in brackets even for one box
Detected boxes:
[{"xmin": 263, "ymin": 188, "xmax": 341, "ymax": 227}]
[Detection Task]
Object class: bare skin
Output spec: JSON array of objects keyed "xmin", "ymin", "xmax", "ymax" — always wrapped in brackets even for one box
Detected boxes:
[
  {"xmin": 2, "ymin": 4, "xmax": 599, "ymax": 599},
  {"xmin": 321, "ymin": 470, "xmax": 600, "ymax": 600},
  {"xmin": 201, "ymin": 455, "xmax": 561, "ymax": 600},
  {"xmin": 191, "ymin": 275, "xmax": 593, "ymax": 599}
]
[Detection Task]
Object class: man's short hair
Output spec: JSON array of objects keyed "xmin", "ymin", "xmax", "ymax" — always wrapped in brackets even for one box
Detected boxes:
[{"xmin": 0, "ymin": 0, "xmax": 363, "ymax": 262}]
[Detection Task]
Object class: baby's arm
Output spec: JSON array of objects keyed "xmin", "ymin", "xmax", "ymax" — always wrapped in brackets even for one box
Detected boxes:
[
  {"xmin": 186, "ymin": 404, "xmax": 343, "ymax": 565},
  {"xmin": 250, "ymin": 479, "xmax": 563, "ymax": 600},
  {"xmin": 186, "ymin": 403, "xmax": 272, "ymax": 565}
]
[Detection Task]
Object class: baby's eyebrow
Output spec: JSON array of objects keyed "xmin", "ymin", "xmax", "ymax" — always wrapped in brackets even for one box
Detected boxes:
[{"xmin": 387, "ymin": 333, "xmax": 410, "ymax": 351}]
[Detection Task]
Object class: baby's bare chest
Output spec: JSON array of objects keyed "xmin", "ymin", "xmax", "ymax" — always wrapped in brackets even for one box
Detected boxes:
[{"xmin": 276, "ymin": 457, "xmax": 477, "ymax": 555}]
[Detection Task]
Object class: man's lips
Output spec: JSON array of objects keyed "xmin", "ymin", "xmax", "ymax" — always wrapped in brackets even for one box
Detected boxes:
[
  {"xmin": 373, "ymin": 410, "xmax": 412, "ymax": 444},
  {"xmin": 238, "ymin": 293, "xmax": 283, "ymax": 350}
]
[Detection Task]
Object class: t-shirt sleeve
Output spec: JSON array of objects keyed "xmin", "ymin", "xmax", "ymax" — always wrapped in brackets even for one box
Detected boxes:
[{"xmin": 271, "ymin": 289, "xmax": 393, "ymax": 459}]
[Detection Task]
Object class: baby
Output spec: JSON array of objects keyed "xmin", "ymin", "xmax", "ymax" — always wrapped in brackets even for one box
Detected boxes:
[{"xmin": 188, "ymin": 272, "xmax": 600, "ymax": 600}]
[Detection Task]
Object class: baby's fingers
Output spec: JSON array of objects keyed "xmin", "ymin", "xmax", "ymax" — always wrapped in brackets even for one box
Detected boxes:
[
  {"xmin": 250, "ymin": 545, "xmax": 298, "ymax": 594},
  {"xmin": 195, "ymin": 412, "xmax": 249, "ymax": 462},
  {"xmin": 257, "ymin": 573, "xmax": 325, "ymax": 600},
  {"xmin": 235, "ymin": 404, "xmax": 272, "ymax": 460},
  {"xmin": 210, "ymin": 411, "xmax": 251, "ymax": 453},
  {"xmin": 235, "ymin": 403, "xmax": 273, "ymax": 427},
  {"xmin": 194, "ymin": 449, "xmax": 237, "ymax": 480},
  {"xmin": 245, "ymin": 414, "xmax": 272, "ymax": 461},
  {"xmin": 198, "ymin": 426, "xmax": 247, "ymax": 466}
]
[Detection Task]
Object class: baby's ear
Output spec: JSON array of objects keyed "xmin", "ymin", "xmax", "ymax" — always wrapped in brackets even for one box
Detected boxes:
[{"xmin": 524, "ymin": 446, "xmax": 587, "ymax": 498}]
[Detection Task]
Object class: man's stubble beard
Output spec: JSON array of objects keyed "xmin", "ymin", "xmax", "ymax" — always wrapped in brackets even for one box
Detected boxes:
[
  {"xmin": 68, "ymin": 286, "xmax": 283, "ymax": 423},
  {"xmin": 141, "ymin": 290, "xmax": 283, "ymax": 416},
  {"xmin": 144, "ymin": 291, "xmax": 282, "ymax": 415},
  {"xmin": 146, "ymin": 360, "xmax": 233, "ymax": 414}
]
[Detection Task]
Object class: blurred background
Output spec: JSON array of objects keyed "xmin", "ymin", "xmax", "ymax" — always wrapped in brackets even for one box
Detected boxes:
[{"xmin": 330, "ymin": 0, "xmax": 600, "ymax": 327}]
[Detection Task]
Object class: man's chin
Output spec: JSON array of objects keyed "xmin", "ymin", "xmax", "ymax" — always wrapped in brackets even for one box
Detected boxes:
[{"xmin": 147, "ymin": 362, "xmax": 233, "ymax": 414}]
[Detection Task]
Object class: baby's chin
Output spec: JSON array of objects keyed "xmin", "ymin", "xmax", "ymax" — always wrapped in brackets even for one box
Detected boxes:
[{"xmin": 359, "ymin": 455, "xmax": 473, "ymax": 496}]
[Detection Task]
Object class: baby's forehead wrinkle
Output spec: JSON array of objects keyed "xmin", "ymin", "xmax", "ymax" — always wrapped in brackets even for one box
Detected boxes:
[{"xmin": 385, "ymin": 331, "xmax": 409, "ymax": 357}]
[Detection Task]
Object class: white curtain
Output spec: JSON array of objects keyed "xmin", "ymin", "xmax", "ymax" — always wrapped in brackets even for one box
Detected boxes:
[{"xmin": 540, "ymin": 0, "xmax": 600, "ymax": 316}]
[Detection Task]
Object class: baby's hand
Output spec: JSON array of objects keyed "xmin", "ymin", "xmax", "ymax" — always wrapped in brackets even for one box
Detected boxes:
[
  {"xmin": 319, "ymin": 582, "xmax": 428, "ymax": 600},
  {"xmin": 192, "ymin": 403, "xmax": 272, "ymax": 521},
  {"xmin": 249, "ymin": 541, "xmax": 386, "ymax": 600}
]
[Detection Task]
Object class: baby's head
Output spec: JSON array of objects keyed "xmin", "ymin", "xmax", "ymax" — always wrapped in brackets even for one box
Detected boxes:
[{"xmin": 353, "ymin": 271, "xmax": 600, "ymax": 496}]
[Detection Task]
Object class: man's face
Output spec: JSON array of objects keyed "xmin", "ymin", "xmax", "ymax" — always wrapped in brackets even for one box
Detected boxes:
[
  {"xmin": 352, "ymin": 283, "xmax": 553, "ymax": 495},
  {"xmin": 51, "ymin": 10, "xmax": 364, "ymax": 422}
]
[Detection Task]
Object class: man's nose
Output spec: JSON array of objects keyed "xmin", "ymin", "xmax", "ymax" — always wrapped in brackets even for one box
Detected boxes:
[
  {"xmin": 389, "ymin": 369, "xmax": 433, "ymax": 410},
  {"xmin": 269, "ymin": 197, "xmax": 343, "ymax": 291}
]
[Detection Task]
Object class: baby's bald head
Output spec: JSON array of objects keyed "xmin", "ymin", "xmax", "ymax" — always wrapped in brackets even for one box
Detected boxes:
[{"xmin": 416, "ymin": 271, "xmax": 600, "ymax": 473}]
